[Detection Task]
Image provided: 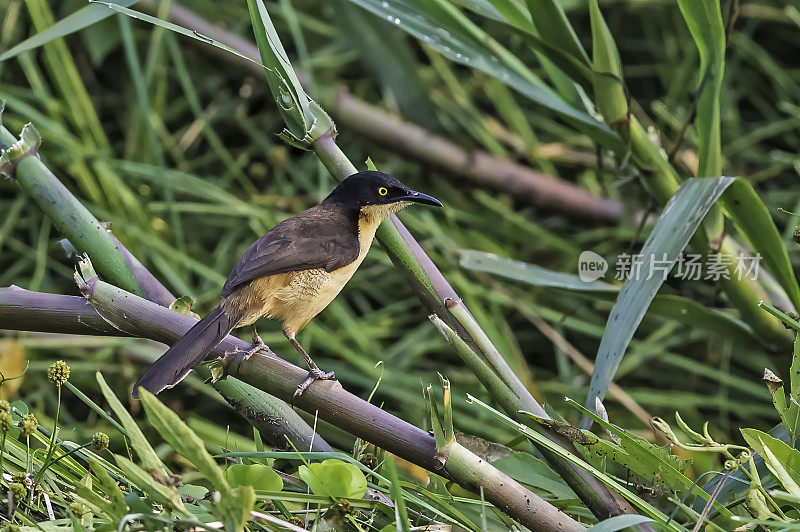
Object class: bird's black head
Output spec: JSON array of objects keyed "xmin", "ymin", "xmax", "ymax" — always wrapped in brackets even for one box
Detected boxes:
[{"xmin": 321, "ymin": 171, "xmax": 442, "ymax": 209}]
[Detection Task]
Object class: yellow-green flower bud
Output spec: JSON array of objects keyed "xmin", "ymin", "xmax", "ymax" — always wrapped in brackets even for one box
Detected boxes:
[
  {"xmin": 69, "ymin": 502, "xmax": 85, "ymax": 517},
  {"xmin": 0, "ymin": 400, "xmax": 10, "ymax": 413},
  {"xmin": 19, "ymin": 414, "xmax": 37, "ymax": 437},
  {"xmin": 793, "ymin": 226, "xmax": 800, "ymax": 245},
  {"xmin": 9, "ymin": 482, "xmax": 26, "ymax": 500},
  {"xmin": 91, "ymin": 432, "xmax": 110, "ymax": 452},
  {"xmin": 48, "ymin": 360, "xmax": 70, "ymax": 385},
  {"xmin": 0, "ymin": 411, "xmax": 12, "ymax": 433}
]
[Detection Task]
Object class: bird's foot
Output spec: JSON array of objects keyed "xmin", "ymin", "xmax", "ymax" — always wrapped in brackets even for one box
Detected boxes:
[
  {"xmin": 219, "ymin": 338, "xmax": 270, "ymax": 380},
  {"xmin": 294, "ymin": 368, "xmax": 336, "ymax": 398}
]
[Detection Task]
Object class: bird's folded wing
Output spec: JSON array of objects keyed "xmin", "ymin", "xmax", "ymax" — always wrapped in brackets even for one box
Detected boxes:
[{"xmin": 221, "ymin": 224, "xmax": 360, "ymax": 297}]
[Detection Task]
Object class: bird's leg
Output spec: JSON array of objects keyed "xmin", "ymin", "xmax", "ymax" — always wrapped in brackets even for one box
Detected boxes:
[
  {"xmin": 288, "ymin": 336, "xmax": 335, "ymax": 397},
  {"xmin": 248, "ymin": 325, "xmax": 268, "ymax": 357}
]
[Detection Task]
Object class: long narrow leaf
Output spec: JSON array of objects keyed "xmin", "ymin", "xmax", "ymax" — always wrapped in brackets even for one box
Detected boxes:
[
  {"xmin": 677, "ymin": 0, "xmax": 725, "ymax": 177},
  {"xmin": 584, "ymin": 177, "xmax": 736, "ymax": 423},
  {"xmin": 0, "ymin": 0, "xmax": 138, "ymax": 63}
]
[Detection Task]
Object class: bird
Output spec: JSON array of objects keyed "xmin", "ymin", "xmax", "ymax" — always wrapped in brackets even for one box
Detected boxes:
[{"xmin": 133, "ymin": 171, "xmax": 442, "ymax": 397}]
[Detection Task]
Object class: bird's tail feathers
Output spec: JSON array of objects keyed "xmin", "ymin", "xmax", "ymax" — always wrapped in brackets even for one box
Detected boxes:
[{"xmin": 133, "ymin": 306, "xmax": 237, "ymax": 397}]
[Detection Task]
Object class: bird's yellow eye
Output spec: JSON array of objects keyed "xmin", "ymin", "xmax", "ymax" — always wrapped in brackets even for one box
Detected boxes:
[{"xmin": 378, "ymin": 187, "xmax": 388, "ymax": 196}]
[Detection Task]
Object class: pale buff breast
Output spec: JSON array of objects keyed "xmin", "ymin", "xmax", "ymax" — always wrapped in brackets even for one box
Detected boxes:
[{"xmin": 226, "ymin": 203, "xmax": 407, "ymax": 336}]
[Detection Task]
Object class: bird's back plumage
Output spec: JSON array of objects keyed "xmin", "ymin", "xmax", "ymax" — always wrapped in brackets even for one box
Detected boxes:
[{"xmin": 222, "ymin": 204, "xmax": 361, "ymax": 297}]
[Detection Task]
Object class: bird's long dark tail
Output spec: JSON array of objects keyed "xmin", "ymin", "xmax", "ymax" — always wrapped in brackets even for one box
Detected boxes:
[{"xmin": 133, "ymin": 306, "xmax": 238, "ymax": 397}]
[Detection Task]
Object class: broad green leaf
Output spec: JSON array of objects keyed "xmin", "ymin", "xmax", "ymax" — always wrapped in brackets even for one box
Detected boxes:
[
  {"xmin": 138, "ymin": 389, "xmax": 230, "ymax": 493},
  {"xmin": 115, "ymin": 455, "xmax": 187, "ymax": 513},
  {"xmin": 348, "ymin": 0, "xmax": 621, "ymax": 149},
  {"xmin": 741, "ymin": 428, "xmax": 800, "ymax": 496},
  {"xmin": 86, "ymin": 2, "xmax": 264, "ymax": 69},
  {"xmin": 0, "ymin": 0, "xmax": 138, "ymax": 63},
  {"xmin": 587, "ymin": 515, "xmax": 655, "ymax": 532},
  {"xmin": 298, "ymin": 458, "xmax": 368, "ymax": 500},
  {"xmin": 138, "ymin": 390, "xmax": 252, "ymax": 530},
  {"xmin": 95, "ymin": 372, "xmax": 166, "ymax": 475},
  {"xmin": 467, "ymin": 395, "xmax": 684, "ymax": 530},
  {"xmin": 246, "ymin": 0, "xmax": 310, "ymax": 137},
  {"xmin": 677, "ymin": 0, "xmax": 725, "ymax": 177},
  {"xmin": 585, "ymin": 177, "xmax": 736, "ymax": 418},
  {"xmin": 481, "ymin": 0, "xmax": 592, "ymax": 84},
  {"xmin": 589, "ymin": 0, "xmax": 627, "ymax": 125},
  {"xmin": 224, "ymin": 464, "xmax": 283, "ymax": 492},
  {"xmin": 720, "ymin": 180, "xmax": 800, "ymax": 311},
  {"xmin": 561, "ymin": 400, "xmax": 696, "ymax": 494},
  {"xmin": 525, "ymin": 0, "xmax": 589, "ymax": 67}
]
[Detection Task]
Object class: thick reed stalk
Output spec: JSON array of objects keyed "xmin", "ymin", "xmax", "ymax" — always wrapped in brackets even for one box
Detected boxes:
[{"xmin": 0, "ymin": 284, "xmax": 585, "ymax": 531}]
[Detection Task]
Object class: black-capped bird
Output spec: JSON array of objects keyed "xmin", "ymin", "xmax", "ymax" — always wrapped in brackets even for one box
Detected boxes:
[{"xmin": 133, "ymin": 171, "xmax": 442, "ymax": 397}]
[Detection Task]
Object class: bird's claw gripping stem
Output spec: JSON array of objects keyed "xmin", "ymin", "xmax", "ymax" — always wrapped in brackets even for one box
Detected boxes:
[
  {"xmin": 219, "ymin": 332, "xmax": 270, "ymax": 380},
  {"xmin": 294, "ymin": 368, "xmax": 336, "ymax": 397}
]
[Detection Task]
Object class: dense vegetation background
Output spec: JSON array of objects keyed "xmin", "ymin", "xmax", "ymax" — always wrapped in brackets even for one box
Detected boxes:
[{"xmin": 1, "ymin": 0, "xmax": 799, "ymax": 529}]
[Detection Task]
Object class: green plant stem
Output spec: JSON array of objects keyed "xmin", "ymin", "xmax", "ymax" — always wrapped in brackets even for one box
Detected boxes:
[
  {"xmin": 0, "ymin": 126, "xmax": 142, "ymax": 296},
  {"xmin": 34, "ymin": 385, "xmax": 61, "ymax": 485},
  {"xmin": 0, "ymin": 284, "xmax": 583, "ymax": 531},
  {"xmin": 210, "ymin": 378, "xmax": 333, "ymax": 453},
  {"xmin": 312, "ymin": 130, "xmax": 644, "ymax": 523}
]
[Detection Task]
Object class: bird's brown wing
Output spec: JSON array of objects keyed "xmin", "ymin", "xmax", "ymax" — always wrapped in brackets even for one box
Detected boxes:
[{"xmin": 221, "ymin": 207, "xmax": 360, "ymax": 297}]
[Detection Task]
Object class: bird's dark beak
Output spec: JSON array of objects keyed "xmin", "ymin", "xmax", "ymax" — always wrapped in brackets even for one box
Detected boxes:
[{"xmin": 398, "ymin": 190, "xmax": 443, "ymax": 207}]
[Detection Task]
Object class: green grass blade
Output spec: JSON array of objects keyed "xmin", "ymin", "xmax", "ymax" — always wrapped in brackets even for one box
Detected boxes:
[
  {"xmin": 0, "ymin": 0, "xmax": 138, "ymax": 63},
  {"xmin": 348, "ymin": 0, "xmax": 621, "ymax": 148},
  {"xmin": 584, "ymin": 177, "xmax": 736, "ymax": 423},
  {"xmin": 677, "ymin": 0, "xmax": 725, "ymax": 177},
  {"xmin": 721, "ymin": 180, "xmax": 800, "ymax": 311}
]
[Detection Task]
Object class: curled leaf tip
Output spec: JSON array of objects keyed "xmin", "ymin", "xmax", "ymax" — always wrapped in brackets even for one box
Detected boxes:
[{"xmin": 0, "ymin": 122, "xmax": 41, "ymax": 179}]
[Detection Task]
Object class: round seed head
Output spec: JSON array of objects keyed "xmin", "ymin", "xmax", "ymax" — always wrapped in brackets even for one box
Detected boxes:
[
  {"xmin": 9, "ymin": 482, "xmax": 27, "ymax": 500},
  {"xmin": 20, "ymin": 413, "xmax": 37, "ymax": 436},
  {"xmin": 48, "ymin": 360, "xmax": 70, "ymax": 385},
  {"xmin": 0, "ymin": 411, "xmax": 12, "ymax": 433},
  {"xmin": 91, "ymin": 432, "xmax": 110, "ymax": 452}
]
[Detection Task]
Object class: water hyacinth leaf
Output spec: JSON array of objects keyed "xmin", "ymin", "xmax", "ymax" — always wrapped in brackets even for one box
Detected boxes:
[
  {"xmin": 224, "ymin": 464, "xmax": 283, "ymax": 492},
  {"xmin": 720, "ymin": 180, "xmax": 800, "ymax": 311},
  {"xmin": 677, "ymin": 0, "xmax": 725, "ymax": 178},
  {"xmin": 741, "ymin": 429, "xmax": 800, "ymax": 496},
  {"xmin": 95, "ymin": 372, "xmax": 166, "ymax": 475},
  {"xmin": 0, "ymin": 0, "xmax": 138, "ymax": 63},
  {"xmin": 348, "ymin": 0, "xmax": 620, "ymax": 148},
  {"xmin": 298, "ymin": 458, "xmax": 368, "ymax": 499},
  {"xmin": 589, "ymin": 0, "xmax": 627, "ymax": 126},
  {"xmin": 584, "ymin": 177, "xmax": 736, "ymax": 422}
]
